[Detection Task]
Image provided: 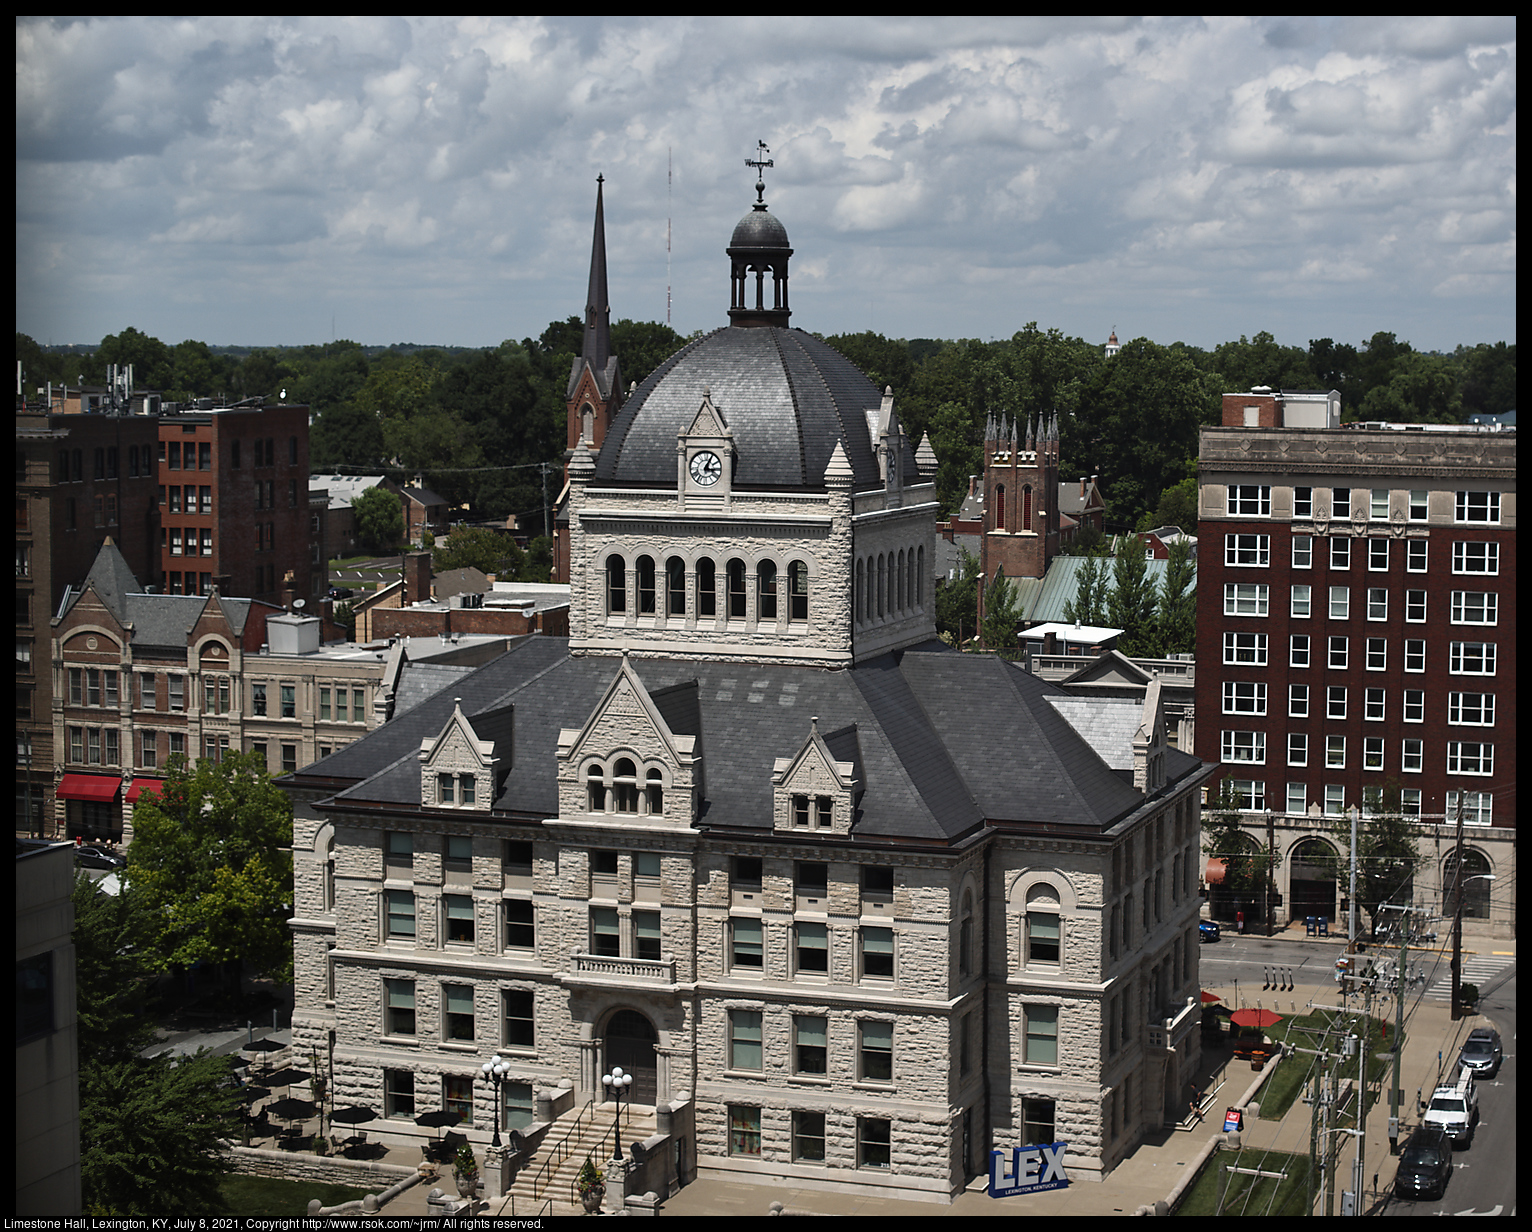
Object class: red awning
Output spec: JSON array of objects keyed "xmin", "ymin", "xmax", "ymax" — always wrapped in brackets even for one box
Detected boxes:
[
  {"xmin": 1204, "ymin": 858, "xmax": 1228, "ymax": 886},
  {"xmin": 56, "ymin": 774, "xmax": 123, "ymax": 802},
  {"xmin": 126, "ymin": 778, "xmax": 165, "ymax": 804}
]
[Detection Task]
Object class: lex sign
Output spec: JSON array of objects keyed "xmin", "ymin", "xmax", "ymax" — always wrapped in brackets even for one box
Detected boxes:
[{"xmin": 989, "ymin": 1141, "xmax": 1070, "ymax": 1197}]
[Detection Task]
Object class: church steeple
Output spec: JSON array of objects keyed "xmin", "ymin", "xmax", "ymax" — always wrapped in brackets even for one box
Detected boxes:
[
  {"xmin": 565, "ymin": 177, "xmax": 625, "ymax": 452},
  {"xmin": 581, "ymin": 174, "xmax": 614, "ymax": 381}
]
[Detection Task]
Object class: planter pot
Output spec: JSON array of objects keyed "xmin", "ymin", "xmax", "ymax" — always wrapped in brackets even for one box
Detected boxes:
[
  {"xmin": 454, "ymin": 1172, "xmax": 479, "ymax": 1200},
  {"xmin": 581, "ymin": 1187, "xmax": 604, "ymax": 1214}
]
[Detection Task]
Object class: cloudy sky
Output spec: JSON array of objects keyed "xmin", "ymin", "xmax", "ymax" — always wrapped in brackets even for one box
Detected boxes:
[{"xmin": 16, "ymin": 16, "xmax": 1516, "ymax": 355}]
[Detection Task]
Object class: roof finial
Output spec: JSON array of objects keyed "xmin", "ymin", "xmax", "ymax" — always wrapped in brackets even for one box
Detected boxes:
[{"xmin": 745, "ymin": 139, "xmax": 773, "ymax": 210}]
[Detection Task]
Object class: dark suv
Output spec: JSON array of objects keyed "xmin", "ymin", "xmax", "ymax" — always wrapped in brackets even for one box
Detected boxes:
[
  {"xmin": 1394, "ymin": 1126, "xmax": 1452, "ymax": 1201},
  {"xmin": 1457, "ymin": 1027, "xmax": 1503, "ymax": 1079}
]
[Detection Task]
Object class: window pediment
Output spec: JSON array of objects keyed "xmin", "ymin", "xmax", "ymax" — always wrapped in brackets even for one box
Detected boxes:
[
  {"xmin": 419, "ymin": 698, "xmax": 499, "ymax": 809},
  {"xmin": 772, "ymin": 717, "xmax": 859, "ymax": 834}
]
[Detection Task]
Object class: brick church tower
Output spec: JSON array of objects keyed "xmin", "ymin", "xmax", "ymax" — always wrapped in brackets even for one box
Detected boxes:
[{"xmin": 978, "ymin": 410, "xmax": 1060, "ymax": 590}]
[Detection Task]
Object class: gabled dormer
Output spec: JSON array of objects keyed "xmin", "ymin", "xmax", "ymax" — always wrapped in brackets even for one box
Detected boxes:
[
  {"xmin": 556, "ymin": 656, "xmax": 701, "ymax": 827},
  {"xmin": 772, "ymin": 717, "xmax": 860, "ymax": 835},
  {"xmin": 419, "ymin": 698, "xmax": 501, "ymax": 810},
  {"xmin": 677, "ymin": 388, "xmax": 736, "ymax": 512}
]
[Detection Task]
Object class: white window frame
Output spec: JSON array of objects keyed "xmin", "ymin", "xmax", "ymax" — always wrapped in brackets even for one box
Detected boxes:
[
  {"xmin": 1329, "ymin": 586, "xmax": 1349, "ymax": 619},
  {"xmin": 1402, "ymin": 738, "xmax": 1423, "ymax": 773},
  {"xmin": 1292, "ymin": 535, "xmax": 1312, "ymax": 569},
  {"xmin": 1224, "ymin": 583, "xmax": 1269, "ymax": 617},
  {"xmin": 1403, "ymin": 690, "xmax": 1424, "ymax": 724},
  {"xmin": 1328, "ymin": 636, "xmax": 1348, "ymax": 670},
  {"xmin": 1223, "ymin": 632, "xmax": 1268, "ymax": 666},
  {"xmin": 1451, "ymin": 541, "xmax": 1499, "ymax": 575},
  {"xmin": 1404, "ymin": 640, "xmax": 1426, "ymax": 673},
  {"xmin": 1405, "ymin": 590, "xmax": 1427, "ymax": 623},
  {"xmin": 1368, "ymin": 539, "xmax": 1389, "ymax": 571},
  {"xmin": 1332, "ymin": 489, "xmax": 1351, "ymax": 519},
  {"xmin": 1448, "ymin": 641, "xmax": 1496, "ymax": 676},
  {"xmin": 1286, "ymin": 782, "xmax": 1307, "ymax": 815},
  {"xmin": 1407, "ymin": 540, "xmax": 1428, "ymax": 572},
  {"xmin": 1446, "ymin": 791, "xmax": 1493, "ymax": 826},
  {"xmin": 1446, "ymin": 742, "xmax": 1494, "ymax": 776},
  {"xmin": 1290, "ymin": 585, "xmax": 1311, "ymax": 618},
  {"xmin": 1227, "ymin": 485, "xmax": 1272, "ymax": 516},
  {"xmin": 1221, "ymin": 730, "xmax": 1266, "ymax": 764},
  {"xmin": 1325, "ymin": 735, "xmax": 1346, "ymax": 769},
  {"xmin": 1370, "ymin": 489, "xmax": 1390, "ymax": 521},
  {"xmin": 1330, "ymin": 538, "xmax": 1351, "ymax": 570},
  {"xmin": 1288, "ymin": 683, "xmax": 1309, "ymax": 718},
  {"xmin": 1454, "ymin": 491, "xmax": 1500, "ymax": 524},
  {"xmin": 1363, "ymin": 737, "xmax": 1384, "ymax": 771},
  {"xmin": 1289, "ymin": 634, "xmax": 1310, "ymax": 668},
  {"xmin": 1293, "ymin": 487, "xmax": 1313, "ymax": 518},
  {"xmin": 1447, "ymin": 692, "xmax": 1495, "ymax": 726},
  {"xmin": 1366, "ymin": 588, "xmax": 1388, "ymax": 621},
  {"xmin": 1224, "ymin": 534, "xmax": 1271, "ymax": 568},
  {"xmin": 1222, "ymin": 681, "xmax": 1267, "ymax": 715},
  {"xmin": 1287, "ymin": 733, "xmax": 1307, "ymax": 767},
  {"xmin": 1366, "ymin": 638, "xmax": 1387, "ymax": 671},
  {"xmin": 1327, "ymin": 686, "xmax": 1347, "ymax": 719},
  {"xmin": 1226, "ymin": 780, "xmax": 1266, "ymax": 812},
  {"xmin": 1364, "ymin": 688, "xmax": 1385, "ymax": 722},
  {"xmin": 1324, "ymin": 785, "xmax": 1346, "ymax": 816},
  {"xmin": 1450, "ymin": 591, "xmax": 1497, "ymax": 625},
  {"xmin": 1409, "ymin": 490, "xmax": 1428, "ymax": 521}
]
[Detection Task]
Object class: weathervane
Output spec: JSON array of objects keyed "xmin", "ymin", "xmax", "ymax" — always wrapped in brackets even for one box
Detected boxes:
[{"xmin": 745, "ymin": 139, "xmax": 773, "ymax": 207}]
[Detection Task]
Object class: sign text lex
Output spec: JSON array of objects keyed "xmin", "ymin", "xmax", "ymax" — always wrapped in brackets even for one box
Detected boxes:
[{"xmin": 989, "ymin": 1141, "xmax": 1070, "ymax": 1197}]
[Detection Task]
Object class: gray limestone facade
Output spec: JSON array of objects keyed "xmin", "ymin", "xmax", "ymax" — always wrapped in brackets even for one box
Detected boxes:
[{"xmin": 278, "ymin": 191, "xmax": 1216, "ymax": 1203}]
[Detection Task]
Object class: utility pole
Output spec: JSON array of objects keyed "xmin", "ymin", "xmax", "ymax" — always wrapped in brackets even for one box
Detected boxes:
[
  {"xmin": 1347, "ymin": 804, "xmax": 1360, "ymax": 943},
  {"xmin": 1448, "ymin": 791, "xmax": 1466, "ymax": 1020}
]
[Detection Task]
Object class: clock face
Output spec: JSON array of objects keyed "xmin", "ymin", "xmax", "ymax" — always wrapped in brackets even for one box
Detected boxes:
[{"xmin": 689, "ymin": 450, "xmax": 722, "ymax": 487}]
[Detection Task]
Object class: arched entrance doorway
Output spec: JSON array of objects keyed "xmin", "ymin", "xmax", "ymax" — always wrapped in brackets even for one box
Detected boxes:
[
  {"xmin": 604, "ymin": 1009, "xmax": 658, "ymax": 1105},
  {"xmin": 1443, "ymin": 849, "xmax": 1493, "ymax": 920},
  {"xmin": 1288, "ymin": 838, "xmax": 1339, "ymax": 926}
]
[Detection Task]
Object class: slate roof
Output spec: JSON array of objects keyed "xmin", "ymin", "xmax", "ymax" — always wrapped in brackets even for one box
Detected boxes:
[
  {"xmin": 593, "ymin": 327, "xmax": 917, "ymax": 492},
  {"xmin": 292, "ymin": 637, "xmax": 1198, "ymax": 845}
]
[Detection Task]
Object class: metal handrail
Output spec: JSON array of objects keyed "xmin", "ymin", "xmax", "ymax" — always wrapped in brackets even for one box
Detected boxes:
[{"xmin": 529, "ymin": 1093, "xmax": 598, "ymax": 1204}]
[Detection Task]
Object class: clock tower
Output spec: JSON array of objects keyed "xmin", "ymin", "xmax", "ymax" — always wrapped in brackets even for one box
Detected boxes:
[{"xmin": 677, "ymin": 389, "xmax": 735, "ymax": 511}]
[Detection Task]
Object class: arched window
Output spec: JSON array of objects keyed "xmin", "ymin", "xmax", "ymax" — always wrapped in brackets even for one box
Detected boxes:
[
  {"xmin": 636, "ymin": 556, "xmax": 656, "ymax": 614},
  {"xmin": 876, "ymin": 555, "xmax": 886, "ymax": 618},
  {"xmin": 916, "ymin": 546, "xmax": 924, "ymax": 605},
  {"xmin": 789, "ymin": 560, "xmax": 809, "ymax": 621},
  {"xmin": 854, "ymin": 558, "xmax": 864, "ymax": 626},
  {"xmin": 757, "ymin": 561, "xmax": 778, "ymax": 620},
  {"xmin": 995, "ymin": 484, "xmax": 1007, "ymax": 530},
  {"xmin": 645, "ymin": 768, "xmax": 664, "ymax": 816},
  {"xmin": 885, "ymin": 553, "xmax": 896, "ymax": 616},
  {"xmin": 613, "ymin": 758, "xmax": 639, "ymax": 814},
  {"xmin": 697, "ymin": 558, "xmax": 717, "ymax": 617},
  {"xmin": 727, "ymin": 558, "xmax": 748, "ymax": 619},
  {"xmin": 606, "ymin": 555, "xmax": 626, "ymax": 615},
  {"xmin": 587, "ymin": 764, "xmax": 607, "ymax": 812},
  {"xmin": 959, "ymin": 889, "xmax": 975, "ymax": 977},
  {"xmin": 896, "ymin": 549, "xmax": 906, "ymax": 612},
  {"xmin": 666, "ymin": 557, "xmax": 686, "ymax": 616},
  {"xmin": 1023, "ymin": 485, "xmax": 1033, "ymax": 532}
]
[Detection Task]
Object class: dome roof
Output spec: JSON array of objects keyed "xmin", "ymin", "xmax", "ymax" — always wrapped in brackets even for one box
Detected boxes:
[
  {"xmin": 730, "ymin": 205, "xmax": 791, "ymax": 251},
  {"xmin": 593, "ymin": 326, "xmax": 915, "ymax": 492}
]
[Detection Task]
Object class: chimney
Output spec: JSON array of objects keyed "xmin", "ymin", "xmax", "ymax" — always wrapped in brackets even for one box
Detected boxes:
[{"xmin": 403, "ymin": 551, "xmax": 432, "ymax": 605}]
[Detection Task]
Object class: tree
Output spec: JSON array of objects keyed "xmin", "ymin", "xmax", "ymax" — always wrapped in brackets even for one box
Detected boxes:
[
  {"xmin": 935, "ymin": 545, "xmax": 980, "ymax": 646},
  {"xmin": 125, "ymin": 751, "xmax": 295, "ymax": 983},
  {"xmin": 433, "ymin": 525, "xmax": 525, "ymax": 578},
  {"xmin": 1200, "ymin": 785, "xmax": 1280, "ymax": 925},
  {"xmin": 72, "ymin": 874, "xmax": 238, "ymax": 1216},
  {"xmin": 82, "ymin": 1050, "xmax": 239, "ymax": 1216},
  {"xmin": 980, "ymin": 568, "xmax": 1022, "ymax": 655},
  {"xmin": 1306, "ymin": 783, "xmax": 1426, "ymax": 940},
  {"xmin": 1153, "ymin": 535, "xmax": 1197, "ymax": 656},
  {"xmin": 352, "ymin": 484, "xmax": 405, "ymax": 554},
  {"xmin": 1107, "ymin": 540, "xmax": 1159, "ymax": 656},
  {"xmin": 1061, "ymin": 553, "xmax": 1108, "ymax": 626}
]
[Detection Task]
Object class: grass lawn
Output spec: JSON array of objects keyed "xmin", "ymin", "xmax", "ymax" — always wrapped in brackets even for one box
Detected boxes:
[
  {"xmin": 220, "ymin": 1174, "xmax": 371, "ymax": 1217},
  {"xmin": 1253, "ymin": 1008, "xmax": 1400, "ymax": 1121},
  {"xmin": 1176, "ymin": 1148, "xmax": 1313, "ymax": 1216}
]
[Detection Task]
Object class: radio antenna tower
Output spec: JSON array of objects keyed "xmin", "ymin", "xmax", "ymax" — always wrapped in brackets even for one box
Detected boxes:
[{"xmin": 666, "ymin": 147, "xmax": 672, "ymax": 327}]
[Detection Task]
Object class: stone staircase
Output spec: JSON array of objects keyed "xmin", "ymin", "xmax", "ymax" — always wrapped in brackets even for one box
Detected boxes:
[{"xmin": 503, "ymin": 1103, "xmax": 657, "ymax": 1217}]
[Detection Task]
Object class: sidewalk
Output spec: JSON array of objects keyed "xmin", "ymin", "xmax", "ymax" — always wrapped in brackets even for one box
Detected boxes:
[{"xmin": 234, "ymin": 920, "xmax": 1512, "ymax": 1219}]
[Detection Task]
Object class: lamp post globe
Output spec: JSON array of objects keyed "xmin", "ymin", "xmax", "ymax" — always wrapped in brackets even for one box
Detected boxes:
[
  {"xmin": 481, "ymin": 1054, "xmax": 510, "ymax": 1147},
  {"xmin": 602, "ymin": 1066, "xmax": 633, "ymax": 1159}
]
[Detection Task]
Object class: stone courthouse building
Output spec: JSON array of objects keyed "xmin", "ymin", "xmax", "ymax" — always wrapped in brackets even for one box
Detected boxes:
[{"xmin": 279, "ymin": 177, "xmax": 1215, "ymax": 1204}]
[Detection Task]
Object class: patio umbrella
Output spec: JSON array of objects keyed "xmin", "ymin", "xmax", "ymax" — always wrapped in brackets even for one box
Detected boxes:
[
  {"xmin": 266, "ymin": 1096, "xmax": 318, "ymax": 1124},
  {"xmin": 416, "ymin": 1108, "xmax": 462, "ymax": 1138},
  {"xmin": 330, "ymin": 1105, "xmax": 379, "ymax": 1127},
  {"xmin": 263, "ymin": 1065, "xmax": 310, "ymax": 1098},
  {"xmin": 242, "ymin": 1037, "xmax": 285, "ymax": 1075},
  {"xmin": 1200, "ymin": 991, "xmax": 1222, "ymax": 1004},
  {"xmin": 1230, "ymin": 1007, "xmax": 1284, "ymax": 1029}
]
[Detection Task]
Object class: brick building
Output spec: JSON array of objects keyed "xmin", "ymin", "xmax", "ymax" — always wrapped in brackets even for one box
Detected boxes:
[
  {"xmin": 277, "ymin": 186, "xmax": 1215, "ymax": 1205},
  {"xmin": 156, "ymin": 401, "xmax": 316, "ymax": 606},
  {"xmin": 1196, "ymin": 390, "xmax": 1515, "ymax": 936},
  {"xmin": 16, "ymin": 403, "xmax": 163, "ymax": 834}
]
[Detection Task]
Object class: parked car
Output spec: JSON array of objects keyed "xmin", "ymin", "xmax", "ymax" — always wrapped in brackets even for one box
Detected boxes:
[
  {"xmin": 1457, "ymin": 1027, "xmax": 1503, "ymax": 1079},
  {"xmin": 327, "ymin": 586, "xmax": 354, "ymax": 600},
  {"xmin": 1394, "ymin": 1126, "xmax": 1452, "ymax": 1201},
  {"xmin": 1199, "ymin": 921, "xmax": 1221, "ymax": 943},
  {"xmin": 74, "ymin": 844, "xmax": 126, "ymax": 871},
  {"xmin": 1423, "ymin": 1070, "xmax": 1479, "ymax": 1146}
]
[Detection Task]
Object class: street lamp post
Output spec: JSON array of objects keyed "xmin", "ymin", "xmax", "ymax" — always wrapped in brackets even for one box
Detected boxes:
[
  {"xmin": 480, "ymin": 1054, "xmax": 511, "ymax": 1147},
  {"xmin": 1450, "ymin": 874, "xmax": 1496, "ymax": 1020},
  {"xmin": 601, "ymin": 1064, "xmax": 633, "ymax": 1160}
]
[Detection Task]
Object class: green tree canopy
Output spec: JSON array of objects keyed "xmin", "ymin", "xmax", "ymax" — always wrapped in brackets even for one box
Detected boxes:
[
  {"xmin": 71, "ymin": 873, "xmax": 161, "ymax": 1063},
  {"xmin": 935, "ymin": 545, "xmax": 980, "ymax": 646},
  {"xmin": 1107, "ymin": 541, "xmax": 1159, "ymax": 656},
  {"xmin": 1153, "ymin": 535, "xmax": 1197, "ymax": 657},
  {"xmin": 125, "ymin": 750, "xmax": 295, "ymax": 983},
  {"xmin": 352, "ymin": 484, "xmax": 405, "ymax": 554},
  {"xmin": 433, "ymin": 524, "xmax": 526, "ymax": 578},
  {"xmin": 980, "ymin": 568, "xmax": 1022, "ymax": 655}
]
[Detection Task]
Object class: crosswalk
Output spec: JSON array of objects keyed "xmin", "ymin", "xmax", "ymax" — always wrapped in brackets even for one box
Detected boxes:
[{"xmin": 1424, "ymin": 951, "xmax": 1515, "ymax": 1000}]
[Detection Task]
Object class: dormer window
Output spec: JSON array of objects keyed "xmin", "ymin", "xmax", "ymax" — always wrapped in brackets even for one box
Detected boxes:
[
  {"xmin": 613, "ymin": 758, "xmax": 639, "ymax": 813},
  {"xmin": 587, "ymin": 765, "xmax": 606, "ymax": 812},
  {"xmin": 646, "ymin": 768, "xmax": 664, "ymax": 814}
]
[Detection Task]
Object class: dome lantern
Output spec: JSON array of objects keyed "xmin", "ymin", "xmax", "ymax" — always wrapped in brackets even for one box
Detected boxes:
[{"xmin": 727, "ymin": 141, "xmax": 793, "ymax": 328}]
